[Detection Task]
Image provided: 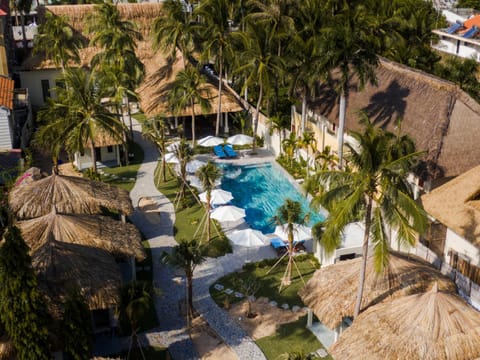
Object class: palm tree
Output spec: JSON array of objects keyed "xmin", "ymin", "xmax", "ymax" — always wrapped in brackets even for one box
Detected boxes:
[
  {"xmin": 299, "ymin": 131, "xmax": 316, "ymax": 178},
  {"xmin": 273, "ymin": 199, "xmax": 309, "ymax": 286},
  {"xmin": 86, "ymin": 2, "xmax": 144, "ymax": 138},
  {"xmin": 194, "ymin": 0, "xmax": 234, "ymax": 136},
  {"xmin": 282, "ymin": 132, "xmax": 297, "ymax": 168},
  {"xmin": 321, "ymin": 0, "xmax": 379, "ymax": 167},
  {"xmin": 268, "ymin": 113, "xmax": 290, "ymax": 155},
  {"xmin": 314, "ymin": 115, "xmax": 427, "ymax": 318},
  {"xmin": 152, "ymin": 0, "xmax": 196, "ymax": 69},
  {"xmin": 168, "ymin": 65, "xmax": 211, "ymax": 145},
  {"xmin": 287, "ymin": 0, "xmax": 328, "ymax": 135},
  {"xmin": 160, "ymin": 240, "xmax": 205, "ymax": 324},
  {"xmin": 196, "ymin": 161, "xmax": 221, "ymax": 242},
  {"xmin": 139, "ymin": 115, "xmax": 169, "ymax": 182},
  {"xmin": 36, "ymin": 68, "xmax": 126, "ymax": 173},
  {"xmin": 33, "ymin": 12, "xmax": 81, "ymax": 72},
  {"xmin": 174, "ymin": 139, "xmax": 194, "ymax": 201},
  {"xmin": 234, "ymin": 21, "xmax": 283, "ymax": 151}
]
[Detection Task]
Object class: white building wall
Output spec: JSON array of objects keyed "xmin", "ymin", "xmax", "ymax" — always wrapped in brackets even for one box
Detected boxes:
[
  {"xmin": 19, "ymin": 69, "xmax": 61, "ymax": 107},
  {"xmin": 444, "ymin": 228, "xmax": 480, "ymax": 266},
  {"xmin": 74, "ymin": 146, "xmax": 120, "ymax": 171},
  {"xmin": 0, "ymin": 108, "xmax": 12, "ymax": 149}
]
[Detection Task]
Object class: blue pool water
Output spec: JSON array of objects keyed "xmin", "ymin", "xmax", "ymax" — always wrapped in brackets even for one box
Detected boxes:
[{"xmin": 219, "ymin": 162, "xmax": 325, "ymax": 234}]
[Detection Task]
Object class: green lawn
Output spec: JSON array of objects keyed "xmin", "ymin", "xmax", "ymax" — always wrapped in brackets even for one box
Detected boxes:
[
  {"xmin": 101, "ymin": 141, "xmax": 144, "ymax": 192},
  {"xmin": 209, "ymin": 254, "xmax": 331, "ymax": 360},
  {"xmin": 256, "ymin": 316, "xmax": 330, "ymax": 360},
  {"xmin": 210, "ymin": 254, "xmax": 319, "ymax": 308},
  {"xmin": 154, "ymin": 163, "xmax": 232, "ymax": 258}
]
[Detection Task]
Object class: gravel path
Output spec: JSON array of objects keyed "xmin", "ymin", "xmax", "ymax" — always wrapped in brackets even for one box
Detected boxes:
[{"xmin": 128, "ymin": 118, "xmax": 273, "ymax": 360}]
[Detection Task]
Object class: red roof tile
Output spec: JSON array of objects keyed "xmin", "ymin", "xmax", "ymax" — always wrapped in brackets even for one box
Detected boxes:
[{"xmin": 0, "ymin": 76, "xmax": 14, "ymax": 109}]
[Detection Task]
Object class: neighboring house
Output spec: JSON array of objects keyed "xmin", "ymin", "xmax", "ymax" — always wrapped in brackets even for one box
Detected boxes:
[
  {"xmin": 73, "ymin": 131, "xmax": 123, "ymax": 171},
  {"xmin": 421, "ymin": 165, "xmax": 480, "ymax": 310},
  {"xmin": 432, "ymin": 10, "xmax": 480, "ymax": 61},
  {"xmin": 0, "ymin": 76, "xmax": 33, "ymax": 150},
  {"xmin": 301, "ymin": 58, "xmax": 480, "ymax": 192}
]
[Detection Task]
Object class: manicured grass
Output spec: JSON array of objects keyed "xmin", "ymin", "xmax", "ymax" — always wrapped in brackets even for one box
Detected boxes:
[
  {"xmin": 210, "ymin": 254, "xmax": 319, "ymax": 308},
  {"xmin": 209, "ymin": 255, "xmax": 329, "ymax": 359},
  {"xmin": 154, "ymin": 163, "xmax": 232, "ymax": 258},
  {"xmin": 101, "ymin": 141, "xmax": 144, "ymax": 192},
  {"xmin": 119, "ymin": 346, "xmax": 170, "ymax": 360},
  {"xmin": 256, "ymin": 316, "xmax": 330, "ymax": 360}
]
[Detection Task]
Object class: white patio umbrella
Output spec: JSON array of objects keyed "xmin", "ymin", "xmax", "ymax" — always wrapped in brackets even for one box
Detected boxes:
[
  {"xmin": 199, "ymin": 189, "xmax": 233, "ymax": 205},
  {"xmin": 186, "ymin": 159, "xmax": 206, "ymax": 174},
  {"xmin": 227, "ymin": 134, "xmax": 254, "ymax": 146},
  {"xmin": 228, "ymin": 228, "xmax": 269, "ymax": 247},
  {"xmin": 274, "ymin": 223, "xmax": 312, "ymax": 242},
  {"xmin": 187, "ymin": 175, "xmax": 221, "ymax": 190},
  {"xmin": 198, "ymin": 135, "xmax": 224, "ymax": 147},
  {"xmin": 164, "ymin": 152, "xmax": 179, "ymax": 164},
  {"xmin": 211, "ymin": 205, "xmax": 246, "ymax": 222},
  {"xmin": 166, "ymin": 141, "xmax": 180, "ymax": 152}
]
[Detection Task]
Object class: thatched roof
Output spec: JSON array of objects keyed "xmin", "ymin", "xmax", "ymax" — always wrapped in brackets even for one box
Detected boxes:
[
  {"xmin": 299, "ymin": 252, "xmax": 456, "ymax": 328},
  {"xmin": 9, "ymin": 172, "xmax": 133, "ymax": 219},
  {"xmin": 17, "ymin": 207, "xmax": 145, "ymax": 260},
  {"xmin": 421, "ymin": 165, "xmax": 480, "ymax": 247},
  {"xmin": 330, "ymin": 284, "xmax": 480, "ymax": 360},
  {"xmin": 24, "ymin": 4, "xmax": 244, "ymax": 117},
  {"xmin": 33, "ymin": 239, "xmax": 121, "ymax": 310},
  {"xmin": 310, "ymin": 58, "xmax": 480, "ymax": 180}
]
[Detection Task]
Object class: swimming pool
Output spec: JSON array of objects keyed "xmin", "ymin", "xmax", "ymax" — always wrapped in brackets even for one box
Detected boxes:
[{"xmin": 219, "ymin": 162, "xmax": 325, "ymax": 234}]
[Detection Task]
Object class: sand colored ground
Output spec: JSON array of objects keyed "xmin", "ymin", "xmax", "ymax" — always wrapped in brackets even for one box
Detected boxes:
[
  {"xmin": 190, "ymin": 316, "xmax": 238, "ymax": 360},
  {"xmin": 227, "ymin": 297, "xmax": 307, "ymax": 340}
]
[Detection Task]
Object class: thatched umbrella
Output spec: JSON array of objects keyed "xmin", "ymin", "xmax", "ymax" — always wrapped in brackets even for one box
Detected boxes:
[
  {"xmin": 330, "ymin": 284, "xmax": 480, "ymax": 360},
  {"xmin": 17, "ymin": 207, "xmax": 145, "ymax": 261},
  {"xmin": 299, "ymin": 252, "xmax": 456, "ymax": 328},
  {"xmin": 33, "ymin": 239, "xmax": 121, "ymax": 310},
  {"xmin": 9, "ymin": 173, "xmax": 134, "ymax": 219}
]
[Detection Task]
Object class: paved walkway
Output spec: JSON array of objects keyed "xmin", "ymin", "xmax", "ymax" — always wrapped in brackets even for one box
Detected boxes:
[{"xmin": 128, "ymin": 119, "xmax": 273, "ymax": 359}]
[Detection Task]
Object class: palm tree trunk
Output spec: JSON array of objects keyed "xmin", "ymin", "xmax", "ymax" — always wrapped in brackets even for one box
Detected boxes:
[
  {"xmin": 337, "ymin": 89, "xmax": 347, "ymax": 168},
  {"xmin": 187, "ymin": 273, "xmax": 194, "ymax": 324},
  {"xmin": 252, "ymin": 83, "xmax": 263, "ymax": 152},
  {"xmin": 215, "ymin": 54, "xmax": 223, "ymax": 136},
  {"xmin": 191, "ymin": 99, "xmax": 196, "ymax": 146},
  {"xmin": 21, "ymin": 13, "xmax": 28, "ymax": 54},
  {"xmin": 206, "ymin": 192, "xmax": 211, "ymax": 242},
  {"xmin": 353, "ymin": 197, "xmax": 373, "ymax": 318},
  {"xmin": 160, "ymin": 126, "xmax": 167, "ymax": 182},
  {"xmin": 90, "ymin": 139, "xmax": 97, "ymax": 173},
  {"xmin": 301, "ymin": 94, "xmax": 307, "ymax": 135}
]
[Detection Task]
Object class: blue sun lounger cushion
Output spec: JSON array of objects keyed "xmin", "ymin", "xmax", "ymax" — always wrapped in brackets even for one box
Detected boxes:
[
  {"xmin": 214, "ymin": 145, "xmax": 227, "ymax": 158},
  {"xmin": 224, "ymin": 144, "xmax": 238, "ymax": 158},
  {"xmin": 270, "ymin": 238, "xmax": 287, "ymax": 249}
]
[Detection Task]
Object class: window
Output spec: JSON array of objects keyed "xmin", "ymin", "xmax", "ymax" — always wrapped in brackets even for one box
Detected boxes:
[
  {"xmin": 107, "ymin": 146, "xmax": 113, "ymax": 153},
  {"xmin": 41, "ymin": 79, "xmax": 50, "ymax": 102}
]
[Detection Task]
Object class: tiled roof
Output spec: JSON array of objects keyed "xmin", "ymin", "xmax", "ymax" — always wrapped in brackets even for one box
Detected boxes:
[{"xmin": 0, "ymin": 76, "xmax": 14, "ymax": 109}]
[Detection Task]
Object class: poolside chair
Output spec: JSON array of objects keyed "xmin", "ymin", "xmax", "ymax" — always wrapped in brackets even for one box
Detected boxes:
[
  {"xmin": 223, "ymin": 144, "xmax": 238, "ymax": 158},
  {"xmin": 293, "ymin": 239, "xmax": 306, "ymax": 252},
  {"xmin": 213, "ymin": 145, "xmax": 227, "ymax": 158},
  {"xmin": 270, "ymin": 238, "xmax": 288, "ymax": 256}
]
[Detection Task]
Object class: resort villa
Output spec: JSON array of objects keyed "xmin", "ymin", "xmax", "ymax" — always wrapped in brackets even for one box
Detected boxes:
[{"xmin": 3, "ymin": 1, "xmax": 480, "ymax": 359}]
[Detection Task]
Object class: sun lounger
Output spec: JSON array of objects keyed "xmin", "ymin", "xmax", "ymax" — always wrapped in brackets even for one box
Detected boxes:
[
  {"xmin": 214, "ymin": 145, "xmax": 227, "ymax": 158},
  {"xmin": 223, "ymin": 144, "xmax": 238, "ymax": 158},
  {"xmin": 270, "ymin": 238, "xmax": 288, "ymax": 256},
  {"xmin": 293, "ymin": 239, "xmax": 306, "ymax": 252}
]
